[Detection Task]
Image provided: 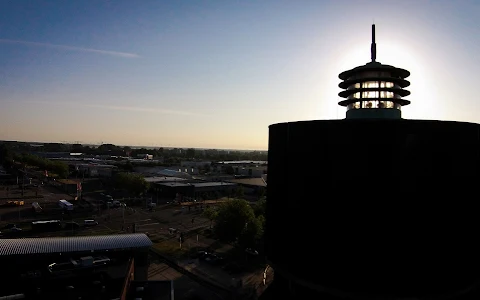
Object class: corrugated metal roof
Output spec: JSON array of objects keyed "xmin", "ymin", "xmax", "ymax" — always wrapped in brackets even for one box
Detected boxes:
[{"xmin": 0, "ymin": 233, "xmax": 152, "ymax": 256}]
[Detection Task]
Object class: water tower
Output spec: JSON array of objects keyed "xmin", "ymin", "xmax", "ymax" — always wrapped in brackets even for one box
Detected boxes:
[
  {"xmin": 265, "ymin": 25, "xmax": 480, "ymax": 299},
  {"xmin": 338, "ymin": 25, "xmax": 411, "ymax": 119}
]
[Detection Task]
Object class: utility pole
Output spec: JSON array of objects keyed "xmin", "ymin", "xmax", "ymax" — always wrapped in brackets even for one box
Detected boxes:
[{"xmin": 21, "ymin": 164, "xmax": 25, "ymax": 197}]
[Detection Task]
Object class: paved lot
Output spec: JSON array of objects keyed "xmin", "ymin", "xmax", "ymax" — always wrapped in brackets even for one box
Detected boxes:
[{"xmin": 148, "ymin": 256, "xmax": 226, "ymax": 300}]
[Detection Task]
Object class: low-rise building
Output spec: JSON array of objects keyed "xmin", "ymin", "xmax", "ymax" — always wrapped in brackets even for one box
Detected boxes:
[
  {"xmin": 0, "ymin": 234, "xmax": 155, "ymax": 299},
  {"xmin": 136, "ymin": 154, "xmax": 154, "ymax": 160},
  {"xmin": 181, "ymin": 161, "xmax": 212, "ymax": 168},
  {"xmin": 233, "ymin": 166, "xmax": 267, "ymax": 178},
  {"xmin": 76, "ymin": 163, "xmax": 117, "ymax": 177}
]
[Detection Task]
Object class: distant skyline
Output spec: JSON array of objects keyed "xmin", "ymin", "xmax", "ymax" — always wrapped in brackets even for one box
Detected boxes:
[{"xmin": 1, "ymin": 1, "xmax": 479, "ymax": 150}]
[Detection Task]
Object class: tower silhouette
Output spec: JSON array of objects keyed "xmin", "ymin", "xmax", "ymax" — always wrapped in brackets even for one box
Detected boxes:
[{"xmin": 264, "ymin": 25, "xmax": 480, "ymax": 300}]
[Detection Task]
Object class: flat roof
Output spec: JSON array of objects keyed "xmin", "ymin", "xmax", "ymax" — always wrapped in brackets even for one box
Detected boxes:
[
  {"xmin": 193, "ymin": 182, "xmax": 236, "ymax": 188},
  {"xmin": 156, "ymin": 182, "xmax": 192, "ymax": 187},
  {"xmin": 229, "ymin": 178, "xmax": 267, "ymax": 187},
  {"xmin": 144, "ymin": 176, "xmax": 187, "ymax": 183},
  {"xmin": 0, "ymin": 233, "xmax": 152, "ymax": 256}
]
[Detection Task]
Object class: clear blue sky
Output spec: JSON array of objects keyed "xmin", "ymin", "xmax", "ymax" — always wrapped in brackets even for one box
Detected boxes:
[{"xmin": 1, "ymin": 0, "xmax": 479, "ymax": 150}]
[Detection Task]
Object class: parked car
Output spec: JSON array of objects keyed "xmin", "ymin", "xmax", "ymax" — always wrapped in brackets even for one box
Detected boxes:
[{"xmin": 84, "ymin": 220, "xmax": 98, "ymax": 227}]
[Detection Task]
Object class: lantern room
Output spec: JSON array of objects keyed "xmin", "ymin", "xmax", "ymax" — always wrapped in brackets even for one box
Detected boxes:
[{"xmin": 338, "ymin": 25, "xmax": 411, "ymax": 119}]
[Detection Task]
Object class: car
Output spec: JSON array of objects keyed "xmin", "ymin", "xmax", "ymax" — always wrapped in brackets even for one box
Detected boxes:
[
  {"xmin": 245, "ymin": 248, "xmax": 259, "ymax": 256},
  {"xmin": 84, "ymin": 220, "xmax": 98, "ymax": 227}
]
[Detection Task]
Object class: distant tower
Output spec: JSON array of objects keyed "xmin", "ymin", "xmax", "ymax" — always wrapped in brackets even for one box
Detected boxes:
[{"xmin": 338, "ymin": 24, "xmax": 411, "ymax": 119}]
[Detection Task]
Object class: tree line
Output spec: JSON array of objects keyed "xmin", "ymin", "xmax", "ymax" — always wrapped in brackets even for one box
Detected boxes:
[
  {"xmin": 0, "ymin": 141, "xmax": 267, "ymax": 162},
  {"xmin": 0, "ymin": 145, "xmax": 69, "ymax": 178}
]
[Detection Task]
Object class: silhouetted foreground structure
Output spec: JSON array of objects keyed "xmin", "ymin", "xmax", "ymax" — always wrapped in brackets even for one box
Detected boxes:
[
  {"xmin": 0, "ymin": 234, "xmax": 174, "ymax": 299},
  {"xmin": 264, "ymin": 25, "xmax": 480, "ymax": 299}
]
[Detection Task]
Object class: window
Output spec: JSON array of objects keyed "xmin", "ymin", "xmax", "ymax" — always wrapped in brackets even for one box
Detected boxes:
[
  {"xmin": 348, "ymin": 92, "xmax": 361, "ymax": 99},
  {"xmin": 362, "ymin": 91, "xmax": 379, "ymax": 98},
  {"xmin": 347, "ymin": 100, "xmax": 400, "ymax": 110},
  {"xmin": 380, "ymin": 82, "xmax": 394, "ymax": 88},
  {"xmin": 363, "ymin": 100, "xmax": 376, "ymax": 108},
  {"xmin": 347, "ymin": 102, "xmax": 361, "ymax": 110},
  {"xmin": 380, "ymin": 91, "xmax": 394, "ymax": 98},
  {"xmin": 362, "ymin": 81, "xmax": 379, "ymax": 88}
]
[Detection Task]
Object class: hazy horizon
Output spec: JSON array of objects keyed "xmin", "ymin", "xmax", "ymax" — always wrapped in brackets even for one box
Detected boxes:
[
  {"xmin": 0, "ymin": 138, "xmax": 267, "ymax": 152},
  {"xmin": 2, "ymin": 1, "xmax": 480, "ymax": 150}
]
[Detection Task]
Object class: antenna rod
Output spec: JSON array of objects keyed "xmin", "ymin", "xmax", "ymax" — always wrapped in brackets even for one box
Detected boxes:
[{"xmin": 371, "ymin": 24, "xmax": 376, "ymax": 62}]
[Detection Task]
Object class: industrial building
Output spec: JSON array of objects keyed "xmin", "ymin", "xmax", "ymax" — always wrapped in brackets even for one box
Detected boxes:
[
  {"xmin": 228, "ymin": 177, "xmax": 266, "ymax": 194},
  {"xmin": 153, "ymin": 181, "xmax": 237, "ymax": 200},
  {"xmin": 75, "ymin": 163, "xmax": 117, "ymax": 178},
  {"xmin": 264, "ymin": 25, "xmax": 480, "ymax": 299},
  {"xmin": 233, "ymin": 166, "xmax": 267, "ymax": 178},
  {"xmin": 0, "ymin": 233, "xmax": 172, "ymax": 299}
]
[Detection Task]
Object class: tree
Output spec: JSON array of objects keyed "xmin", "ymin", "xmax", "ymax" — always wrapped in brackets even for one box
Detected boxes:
[
  {"xmin": 234, "ymin": 186, "xmax": 244, "ymax": 198},
  {"xmin": 114, "ymin": 172, "xmax": 149, "ymax": 196},
  {"xmin": 239, "ymin": 215, "xmax": 264, "ymax": 248},
  {"xmin": 0, "ymin": 144, "xmax": 11, "ymax": 163},
  {"xmin": 71, "ymin": 143, "xmax": 84, "ymax": 153},
  {"xmin": 203, "ymin": 206, "xmax": 218, "ymax": 228},
  {"xmin": 214, "ymin": 199, "xmax": 256, "ymax": 242},
  {"xmin": 52, "ymin": 161, "xmax": 69, "ymax": 178},
  {"xmin": 186, "ymin": 148, "xmax": 195, "ymax": 158},
  {"xmin": 253, "ymin": 197, "xmax": 266, "ymax": 217}
]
